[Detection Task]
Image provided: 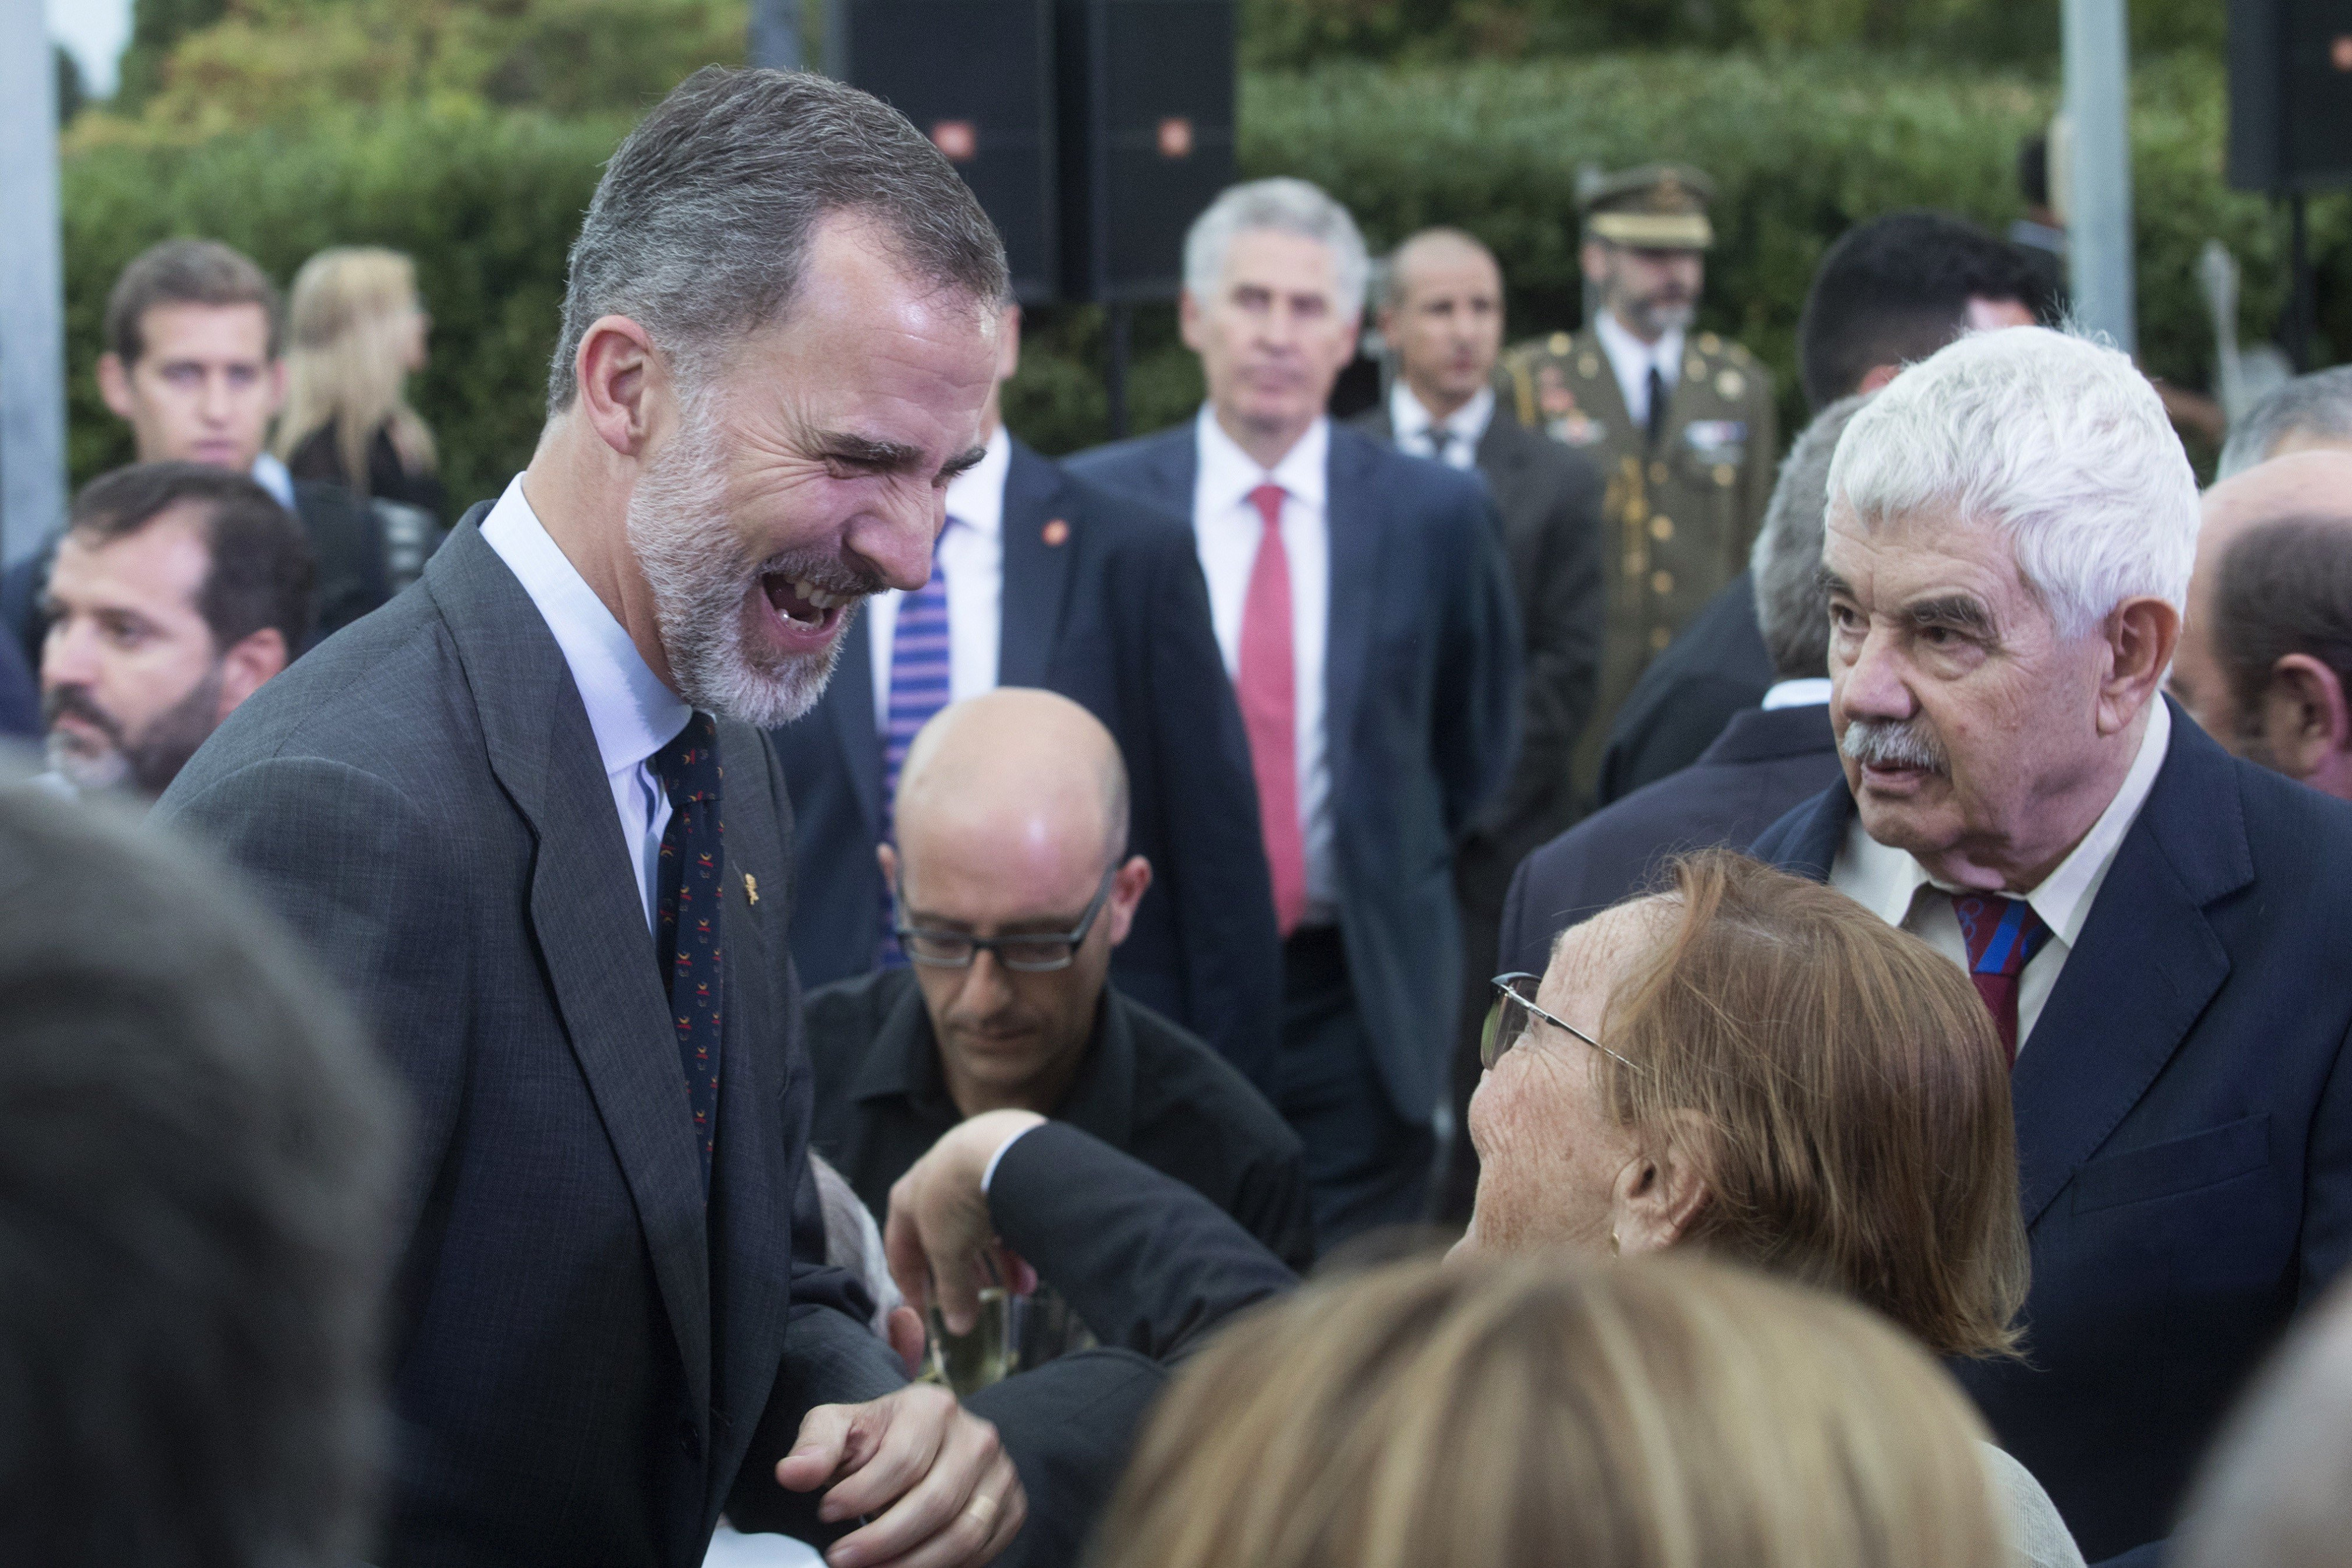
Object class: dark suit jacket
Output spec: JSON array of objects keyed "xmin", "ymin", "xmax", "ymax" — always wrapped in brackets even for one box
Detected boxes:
[
  {"xmin": 1750, "ymin": 701, "xmax": 2352, "ymax": 1563},
  {"xmin": 157, "ymin": 515, "xmax": 903, "ymax": 1567},
  {"xmin": 804, "ymin": 967, "xmax": 1315, "ymax": 1271},
  {"xmin": 1498, "ymin": 702, "xmax": 1842, "ymax": 974},
  {"xmin": 0, "ymin": 620, "xmax": 34, "ymax": 738},
  {"xmin": 1067, "ymin": 421, "xmax": 1522, "ymax": 1124},
  {"xmin": 1348, "ymin": 403, "xmax": 1605, "ymax": 854},
  {"xmin": 1595, "ymin": 571, "xmax": 1775, "ymax": 808},
  {"xmin": 772, "ymin": 440, "xmax": 1282, "ymax": 1086}
]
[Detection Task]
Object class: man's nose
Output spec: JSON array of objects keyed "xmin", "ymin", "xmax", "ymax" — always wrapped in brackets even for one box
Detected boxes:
[
  {"xmin": 196, "ymin": 370, "xmax": 233, "ymax": 426},
  {"xmin": 960, "ymin": 948, "xmax": 1015, "ymax": 1011},
  {"xmin": 1838, "ymin": 626, "xmax": 1916, "ymax": 721},
  {"xmin": 41, "ymin": 621, "xmax": 99, "ymax": 689},
  {"xmin": 846, "ymin": 486, "xmax": 940, "ymax": 595}
]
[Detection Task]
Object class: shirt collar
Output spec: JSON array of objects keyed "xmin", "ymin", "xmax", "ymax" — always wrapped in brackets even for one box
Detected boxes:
[
  {"xmin": 1839, "ymin": 697, "xmax": 2173, "ymax": 947},
  {"xmin": 249, "ymin": 452, "xmax": 295, "ymax": 511},
  {"xmin": 941, "ymin": 424, "xmax": 1011, "ymax": 539},
  {"xmin": 1389, "ymin": 380, "xmax": 1494, "ymax": 452},
  {"xmin": 1197, "ymin": 404, "xmax": 1329, "ymax": 516},
  {"xmin": 477, "ymin": 474, "xmax": 691, "ymax": 781},
  {"xmin": 1593, "ymin": 309, "xmax": 1684, "ymax": 387},
  {"xmin": 856, "ymin": 970, "xmax": 1132, "ymax": 1146},
  {"xmin": 1762, "ymin": 677, "xmax": 1833, "ymax": 711}
]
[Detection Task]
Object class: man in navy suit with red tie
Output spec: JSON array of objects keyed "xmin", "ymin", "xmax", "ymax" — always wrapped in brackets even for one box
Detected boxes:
[
  {"xmin": 1750, "ymin": 326, "xmax": 2352, "ymax": 1566},
  {"xmin": 1070, "ymin": 178, "xmax": 1521, "ymax": 1245}
]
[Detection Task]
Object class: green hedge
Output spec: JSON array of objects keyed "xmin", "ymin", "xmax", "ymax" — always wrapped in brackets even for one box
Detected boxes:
[{"xmin": 59, "ymin": 53, "xmax": 2343, "ymax": 496}]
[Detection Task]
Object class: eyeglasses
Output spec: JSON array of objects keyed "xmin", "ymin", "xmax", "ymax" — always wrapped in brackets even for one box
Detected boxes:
[
  {"xmin": 1479, "ymin": 972, "xmax": 1641, "ymax": 1073},
  {"xmin": 894, "ymin": 864, "xmax": 1120, "ymax": 972}
]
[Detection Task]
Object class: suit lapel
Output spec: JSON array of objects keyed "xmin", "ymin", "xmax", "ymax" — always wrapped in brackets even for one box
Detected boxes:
[
  {"xmin": 997, "ymin": 442, "xmax": 1077, "ymax": 690},
  {"xmin": 429, "ymin": 521, "xmax": 714, "ymax": 1417},
  {"xmin": 1323, "ymin": 429, "xmax": 1386, "ymax": 808},
  {"xmin": 826, "ymin": 608, "xmax": 884, "ymax": 843},
  {"xmin": 2010, "ymin": 710, "xmax": 2252, "ymax": 1225}
]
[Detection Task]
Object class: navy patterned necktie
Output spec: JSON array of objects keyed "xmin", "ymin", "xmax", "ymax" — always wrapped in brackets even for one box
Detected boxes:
[{"xmin": 653, "ymin": 713, "xmax": 724, "ymax": 1191}]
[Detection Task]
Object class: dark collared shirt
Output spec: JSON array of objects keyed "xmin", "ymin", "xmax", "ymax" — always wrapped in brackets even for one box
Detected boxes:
[{"xmin": 804, "ymin": 967, "xmax": 1315, "ymax": 1274}]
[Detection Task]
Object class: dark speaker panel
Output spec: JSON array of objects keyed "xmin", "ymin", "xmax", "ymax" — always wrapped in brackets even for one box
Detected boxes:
[{"xmin": 2230, "ymin": 0, "xmax": 2352, "ymax": 193}]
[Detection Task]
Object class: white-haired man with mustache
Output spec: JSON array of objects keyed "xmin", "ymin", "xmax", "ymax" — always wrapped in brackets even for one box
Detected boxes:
[{"xmin": 1753, "ymin": 326, "xmax": 2352, "ymax": 1568}]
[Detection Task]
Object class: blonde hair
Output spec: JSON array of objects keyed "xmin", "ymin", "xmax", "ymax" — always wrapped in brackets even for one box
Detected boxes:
[
  {"xmin": 274, "ymin": 248, "xmax": 436, "ymax": 493},
  {"xmin": 1592, "ymin": 850, "xmax": 2030, "ymax": 1359},
  {"xmin": 1093, "ymin": 1253, "xmax": 2006, "ymax": 1568}
]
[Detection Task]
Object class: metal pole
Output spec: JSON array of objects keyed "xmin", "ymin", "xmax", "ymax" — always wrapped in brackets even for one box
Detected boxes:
[
  {"xmin": 0, "ymin": 0, "xmax": 68, "ymax": 567},
  {"xmin": 748, "ymin": 0, "xmax": 804, "ymax": 71},
  {"xmin": 2290, "ymin": 193, "xmax": 2314, "ymax": 373},
  {"xmin": 1106, "ymin": 302, "xmax": 1132, "ymax": 440},
  {"xmin": 2062, "ymin": 0, "xmax": 2137, "ymax": 355}
]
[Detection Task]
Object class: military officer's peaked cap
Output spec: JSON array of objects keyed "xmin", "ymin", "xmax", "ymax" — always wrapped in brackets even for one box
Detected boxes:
[{"xmin": 1581, "ymin": 163, "xmax": 1716, "ymax": 252}]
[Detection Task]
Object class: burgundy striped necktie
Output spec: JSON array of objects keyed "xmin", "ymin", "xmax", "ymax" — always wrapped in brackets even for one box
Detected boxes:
[{"xmin": 1953, "ymin": 892, "xmax": 2051, "ymax": 1065}]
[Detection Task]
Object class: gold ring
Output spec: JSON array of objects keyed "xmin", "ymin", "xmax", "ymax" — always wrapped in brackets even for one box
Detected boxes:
[{"xmin": 967, "ymin": 1493, "xmax": 999, "ymax": 1523}]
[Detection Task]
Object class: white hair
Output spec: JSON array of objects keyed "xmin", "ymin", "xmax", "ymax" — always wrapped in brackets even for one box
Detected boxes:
[
  {"xmin": 1826, "ymin": 326, "xmax": 2197, "ymax": 638},
  {"xmin": 1182, "ymin": 178, "xmax": 1369, "ymax": 317}
]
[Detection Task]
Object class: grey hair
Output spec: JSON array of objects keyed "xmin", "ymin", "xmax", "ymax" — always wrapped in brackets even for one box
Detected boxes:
[
  {"xmin": 2217, "ymin": 366, "xmax": 2352, "ymax": 480},
  {"xmin": 1751, "ymin": 393, "xmax": 1872, "ymax": 681},
  {"xmin": 548, "ymin": 66, "xmax": 1008, "ymax": 414},
  {"xmin": 1827, "ymin": 326, "xmax": 2198, "ymax": 639},
  {"xmin": 1183, "ymin": 178, "xmax": 1369, "ymax": 317}
]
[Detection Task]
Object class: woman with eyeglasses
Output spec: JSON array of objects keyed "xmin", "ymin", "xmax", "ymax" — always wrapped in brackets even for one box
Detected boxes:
[{"xmin": 888, "ymin": 847, "xmax": 2083, "ymax": 1568}]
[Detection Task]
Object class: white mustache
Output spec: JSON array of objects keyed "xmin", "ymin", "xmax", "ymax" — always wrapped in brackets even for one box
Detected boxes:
[{"xmin": 1842, "ymin": 717, "xmax": 1949, "ymax": 775}]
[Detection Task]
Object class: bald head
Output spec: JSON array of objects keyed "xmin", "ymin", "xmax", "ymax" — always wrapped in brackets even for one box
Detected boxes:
[
  {"xmin": 894, "ymin": 688, "xmax": 1130, "ymax": 894},
  {"xmin": 1384, "ymin": 229, "xmax": 1499, "ymax": 312},
  {"xmin": 2175, "ymin": 451, "xmax": 2352, "ymax": 739},
  {"xmin": 1381, "ymin": 228, "xmax": 1506, "ymax": 422}
]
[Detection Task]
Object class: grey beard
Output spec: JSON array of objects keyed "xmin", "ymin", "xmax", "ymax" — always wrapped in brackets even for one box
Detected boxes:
[
  {"xmin": 1841, "ymin": 716, "xmax": 1950, "ymax": 775},
  {"xmin": 42, "ymin": 662, "xmax": 225, "ymax": 797}
]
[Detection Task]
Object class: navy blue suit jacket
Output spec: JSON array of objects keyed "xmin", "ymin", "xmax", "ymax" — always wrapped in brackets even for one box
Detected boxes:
[
  {"xmin": 771, "ymin": 440, "xmax": 1283, "ymax": 1084},
  {"xmin": 1067, "ymin": 420, "xmax": 1522, "ymax": 1123},
  {"xmin": 1751, "ymin": 701, "xmax": 2352, "ymax": 1563}
]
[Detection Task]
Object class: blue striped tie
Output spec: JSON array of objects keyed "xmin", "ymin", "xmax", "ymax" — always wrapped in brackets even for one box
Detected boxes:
[{"xmin": 877, "ymin": 523, "xmax": 956, "ymax": 964}]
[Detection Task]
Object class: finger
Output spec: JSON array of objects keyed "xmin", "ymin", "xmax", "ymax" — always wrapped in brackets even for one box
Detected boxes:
[
  {"xmin": 997, "ymin": 1248, "xmax": 1038, "ymax": 1299},
  {"xmin": 826, "ymin": 1400, "xmax": 1001, "ymax": 1566},
  {"xmin": 818, "ymin": 1386, "xmax": 953, "ymax": 1524},
  {"xmin": 934, "ymin": 1246, "xmax": 990, "ymax": 1337},
  {"xmin": 883, "ymin": 1185, "xmax": 935, "ymax": 1318},
  {"xmin": 887, "ymin": 1305, "xmax": 928, "ymax": 1379},
  {"xmin": 854, "ymin": 1447, "xmax": 1025, "ymax": 1568},
  {"xmin": 774, "ymin": 1402, "xmax": 867, "ymax": 1493}
]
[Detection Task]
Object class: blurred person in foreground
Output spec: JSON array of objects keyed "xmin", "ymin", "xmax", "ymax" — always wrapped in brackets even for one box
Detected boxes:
[
  {"xmin": 1101, "ymin": 1255, "xmax": 2009, "ymax": 1568},
  {"xmin": 773, "ymin": 300, "xmax": 1281, "ymax": 1079},
  {"xmin": 886, "ymin": 850, "xmax": 2083, "ymax": 1568},
  {"xmin": 1752, "ymin": 326, "xmax": 2352, "ymax": 1566},
  {"xmin": 159, "ymin": 67, "xmax": 1040, "ymax": 1568},
  {"xmin": 1497, "ymin": 396, "xmax": 1863, "ymax": 973},
  {"xmin": 1349, "ymin": 225, "xmax": 1604, "ymax": 1222},
  {"xmin": 0, "ymin": 772, "xmax": 399, "ymax": 1564},
  {"xmin": 39, "ymin": 463, "xmax": 313, "ymax": 798},
  {"xmin": 803, "ymin": 689, "xmax": 1311, "ymax": 1289},
  {"xmin": 2214, "ymin": 364, "xmax": 2352, "ymax": 480},
  {"xmin": 1499, "ymin": 164, "xmax": 1778, "ymax": 804},
  {"xmin": 2169, "ymin": 450, "xmax": 2352, "ymax": 741},
  {"xmin": 276, "ymin": 245, "xmax": 449, "ymax": 589},
  {"xmin": 2204, "ymin": 514, "xmax": 2352, "ymax": 801},
  {"xmin": 1070, "ymin": 179, "xmax": 1519, "ymax": 1246},
  {"xmin": 2172, "ymin": 1277, "xmax": 2352, "ymax": 1568},
  {"xmin": 1596, "ymin": 210, "xmax": 2040, "ymax": 803}
]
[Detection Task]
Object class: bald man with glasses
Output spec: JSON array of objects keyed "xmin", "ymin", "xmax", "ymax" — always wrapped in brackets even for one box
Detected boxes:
[{"xmin": 800, "ymin": 689, "xmax": 1315, "ymax": 1345}]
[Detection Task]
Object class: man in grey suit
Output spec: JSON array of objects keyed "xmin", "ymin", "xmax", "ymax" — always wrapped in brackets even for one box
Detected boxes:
[
  {"xmin": 1348, "ymin": 226, "xmax": 1603, "ymax": 1221},
  {"xmin": 159, "ymin": 69, "xmax": 1027, "ymax": 1568}
]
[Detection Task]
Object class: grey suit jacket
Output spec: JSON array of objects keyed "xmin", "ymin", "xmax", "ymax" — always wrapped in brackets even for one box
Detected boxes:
[{"xmin": 158, "ymin": 516, "xmax": 903, "ymax": 1567}]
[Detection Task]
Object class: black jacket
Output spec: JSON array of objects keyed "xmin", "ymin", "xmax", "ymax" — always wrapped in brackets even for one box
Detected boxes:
[
  {"xmin": 804, "ymin": 967, "xmax": 1315, "ymax": 1273},
  {"xmin": 1593, "ymin": 571, "xmax": 1775, "ymax": 808}
]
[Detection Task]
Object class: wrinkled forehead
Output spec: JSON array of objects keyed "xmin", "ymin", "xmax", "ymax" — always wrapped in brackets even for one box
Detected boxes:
[
  {"xmin": 1542, "ymin": 897, "xmax": 1672, "ymax": 1013},
  {"xmin": 1218, "ymin": 228, "xmax": 1343, "ymax": 300},
  {"xmin": 1821, "ymin": 499, "xmax": 2033, "ymax": 606}
]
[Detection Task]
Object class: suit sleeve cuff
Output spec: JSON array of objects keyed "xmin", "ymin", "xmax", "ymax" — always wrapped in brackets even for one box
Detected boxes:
[{"xmin": 980, "ymin": 1122, "xmax": 1040, "ymax": 1196}]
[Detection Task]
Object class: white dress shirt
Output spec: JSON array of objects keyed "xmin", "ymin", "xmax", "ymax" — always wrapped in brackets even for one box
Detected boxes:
[
  {"xmin": 868, "ymin": 425, "xmax": 1010, "ymax": 727},
  {"xmin": 1593, "ymin": 309, "xmax": 1684, "ymax": 432},
  {"xmin": 1829, "ymin": 699, "xmax": 2172, "ymax": 1053},
  {"xmin": 250, "ymin": 451, "xmax": 295, "ymax": 510},
  {"xmin": 1761, "ymin": 677, "xmax": 1832, "ymax": 710},
  {"xmin": 1388, "ymin": 380, "xmax": 1493, "ymax": 471},
  {"xmin": 1191, "ymin": 405, "xmax": 1337, "ymax": 920},
  {"xmin": 480, "ymin": 474, "xmax": 692, "ymax": 934}
]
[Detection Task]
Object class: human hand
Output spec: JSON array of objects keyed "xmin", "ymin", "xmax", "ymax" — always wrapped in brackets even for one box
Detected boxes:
[
  {"xmin": 884, "ymin": 1111, "xmax": 1044, "ymax": 1335},
  {"xmin": 773, "ymin": 1383, "xmax": 1025, "ymax": 1568}
]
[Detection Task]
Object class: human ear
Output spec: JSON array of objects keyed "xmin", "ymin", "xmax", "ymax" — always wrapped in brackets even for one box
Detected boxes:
[
  {"xmin": 1104, "ymin": 854, "xmax": 1153, "ymax": 947},
  {"xmin": 572, "ymin": 315, "xmax": 666, "ymax": 460},
  {"xmin": 1177, "ymin": 289, "xmax": 1207, "ymax": 355},
  {"xmin": 97, "ymin": 352, "xmax": 136, "ymax": 420},
  {"xmin": 216, "ymin": 627, "xmax": 289, "ymax": 717},
  {"xmin": 1611, "ymin": 1109, "xmax": 1713, "ymax": 1254},
  {"xmin": 2097, "ymin": 596, "xmax": 2181, "ymax": 737},
  {"xmin": 876, "ymin": 841, "xmax": 899, "ymax": 885},
  {"xmin": 2263, "ymin": 655, "xmax": 2350, "ymax": 781}
]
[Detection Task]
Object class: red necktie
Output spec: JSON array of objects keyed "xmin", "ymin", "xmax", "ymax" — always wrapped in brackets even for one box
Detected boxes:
[
  {"xmin": 1239, "ymin": 483, "xmax": 1307, "ymax": 935},
  {"xmin": 1953, "ymin": 892, "xmax": 2052, "ymax": 1066}
]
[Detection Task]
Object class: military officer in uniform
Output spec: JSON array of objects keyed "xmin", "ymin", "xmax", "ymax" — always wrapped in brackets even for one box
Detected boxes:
[{"xmin": 1499, "ymin": 163, "xmax": 1778, "ymax": 804}]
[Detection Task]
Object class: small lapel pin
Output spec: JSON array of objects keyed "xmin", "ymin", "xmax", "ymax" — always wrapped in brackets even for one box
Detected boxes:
[
  {"xmin": 1041, "ymin": 518, "xmax": 1070, "ymax": 547},
  {"xmin": 743, "ymin": 871, "xmax": 759, "ymax": 906}
]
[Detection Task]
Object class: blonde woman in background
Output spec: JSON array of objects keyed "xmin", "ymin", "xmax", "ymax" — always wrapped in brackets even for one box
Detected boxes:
[
  {"xmin": 1097, "ymin": 1252, "xmax": 2009, "ymax": 1568},
  {"xmin": 278, "ymin": 247, "xmax": 446, "ymax": 527}
]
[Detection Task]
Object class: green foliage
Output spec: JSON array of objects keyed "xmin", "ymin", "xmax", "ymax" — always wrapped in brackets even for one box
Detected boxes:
[{"xmin": 57, "ymin": 54, "xmax": 2338, "ymax": 486}]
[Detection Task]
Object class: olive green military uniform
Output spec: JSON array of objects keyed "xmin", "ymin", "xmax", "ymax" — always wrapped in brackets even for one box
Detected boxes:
[{"xmin": 1498, "ymin": 165, "xmax": 1779, "ymax": 804}]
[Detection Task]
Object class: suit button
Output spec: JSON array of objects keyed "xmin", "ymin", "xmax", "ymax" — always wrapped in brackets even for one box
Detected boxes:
[
  {"xmin": 1651, "ymin": 570, "xmax": 1675, "ymax": 596},
  {"xmin": 1650, "ymin": 516, "xmax": 1674, "ymax": 541},
  {"xmin": 1649, "ymin": 461, "xmax": 1670, "ymax": 485},
  {"xmin": 1649, "ymin": 626, "xmax": 1673, "ymax": 651}
]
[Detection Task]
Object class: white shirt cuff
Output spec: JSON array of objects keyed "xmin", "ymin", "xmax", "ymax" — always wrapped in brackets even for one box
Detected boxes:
[{"xmin": 978, "ymin": 1123, "xmax": 1040, "ymax": 1196}]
